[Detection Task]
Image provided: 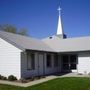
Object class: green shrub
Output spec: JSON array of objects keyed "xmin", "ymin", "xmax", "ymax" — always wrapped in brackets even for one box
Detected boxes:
[
  {"xmin": 8, "ymin": 75, "xmax": 17, "ymax": 81},
  {"xmin": 0, "ymin": 75, "xmax": 7, "ymax": 80},
  {"xmin": 0, "ymin": 75, "xmax": 2, "ymax": 79},
  {"xmin": 1, "ymin": 76, "xmax": 7, "ymax": 80}
]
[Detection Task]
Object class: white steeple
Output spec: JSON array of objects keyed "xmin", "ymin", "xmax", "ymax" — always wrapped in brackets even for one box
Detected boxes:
[{"xmin": 57, "ymin": 6, "xmax": 63, "ymax": 35}]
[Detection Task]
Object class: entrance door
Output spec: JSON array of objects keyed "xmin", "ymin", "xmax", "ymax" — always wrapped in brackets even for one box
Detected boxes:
[
  {"xmin": 38, "ymin": 54, "xmax": 44, "ymax": 75},
  {"xmin": 62, "ymin": 55, "xmax": 77, "ymax": 72}
]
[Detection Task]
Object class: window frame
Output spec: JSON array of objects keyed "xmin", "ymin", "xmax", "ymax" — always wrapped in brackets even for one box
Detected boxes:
[
  {"xmin": 27, "ymin": 53, "xmax": 35, "ymax": 70},
  {"xmin": 46, "ymin": 54, "xmax": 52, "ymax": 68}
]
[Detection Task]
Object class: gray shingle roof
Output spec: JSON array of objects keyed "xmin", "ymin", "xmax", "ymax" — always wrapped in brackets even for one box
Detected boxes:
[
  {"xmin": 42, "ymin": 35, "xmax": 90, "ymax": 52},
  {"xmin": 0, "ymin": 31, "xmax": 54, "ymax": 52},
  {"xmin": 0, "ymin": 30, "xmax": 90, "ymax": 53}
]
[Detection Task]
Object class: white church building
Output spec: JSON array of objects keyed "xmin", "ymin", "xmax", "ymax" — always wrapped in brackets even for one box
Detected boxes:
[{"xmin": 0, "ymin": 7, "xmax": 90, "ymax": 79}]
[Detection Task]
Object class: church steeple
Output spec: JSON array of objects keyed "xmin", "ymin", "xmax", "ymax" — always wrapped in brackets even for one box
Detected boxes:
[
  {"xmin": 57, "ymin": 6, "xmax": 63, "ymax": 35},
  {"xmin": 56, "ymin": 6, "xmax": 66, "ymax": 39}
]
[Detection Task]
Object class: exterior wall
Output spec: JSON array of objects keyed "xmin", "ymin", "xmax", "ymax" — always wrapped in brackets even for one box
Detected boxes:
[
  {"xmin": 21, "ymin": 52, "xmax": 61, "ymax": 78},
  {"xmin": 21, "ymin": 52, "xmax": 39, "ymax": 78},
  {"xmin": 78, "ymin": 52, "xmax": 90, "ymax": 74},
  {"xmin": 0, "ymin": 38, "xmax": 22, "ymax": 79},
  {"xmin": 44, "ymin": 53, "xmax": 61, "ymax": 75}
]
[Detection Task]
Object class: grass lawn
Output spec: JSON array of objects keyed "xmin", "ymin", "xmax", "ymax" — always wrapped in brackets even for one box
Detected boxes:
[{"xmin": 0, "ymin": 77, "xmax": 90, "ymax": 90}]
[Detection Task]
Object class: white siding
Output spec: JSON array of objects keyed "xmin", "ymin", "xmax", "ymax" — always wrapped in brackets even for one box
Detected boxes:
[
  {"xmin": 0, "ymin": 38, "xmax": 22, "ymax": 79},
  {"xmin": 78, "ymin": 52, "xmax": 90, "ymax": 74}
]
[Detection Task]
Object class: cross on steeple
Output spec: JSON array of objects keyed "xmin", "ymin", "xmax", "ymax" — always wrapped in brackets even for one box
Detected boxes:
[
  {"xmin": 57, "ymin": 6, "xmax": 61, "ymax": 15},
  {"xmin": 56, "ymin": 6, "xmax": 63, "ymax": 36}
]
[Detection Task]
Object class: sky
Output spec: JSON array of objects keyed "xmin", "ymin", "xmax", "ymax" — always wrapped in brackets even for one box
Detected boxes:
[{"xmin": 0, "ymin": 0, "xmax": 90, "ymax": 39}]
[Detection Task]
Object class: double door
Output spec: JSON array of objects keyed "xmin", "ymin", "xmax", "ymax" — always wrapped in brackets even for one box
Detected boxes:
[{"xmin": 62, "ymin": 55, "xmax": 77, "ymax": 72}]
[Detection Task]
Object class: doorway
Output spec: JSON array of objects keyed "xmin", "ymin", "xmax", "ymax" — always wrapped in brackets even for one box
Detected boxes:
[{"xmin": 62, "ymin": 54, "xmax": 77, "ymax": 72}]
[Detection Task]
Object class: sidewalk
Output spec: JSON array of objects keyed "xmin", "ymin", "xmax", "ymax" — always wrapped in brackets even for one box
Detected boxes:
[
  {"xmin": 58, "ymin": 72, "xmax": 90, "ymax": 77},
  {"xmin": 0, "ymin": 76, "xmax": 57, "ymax": 87},
  {"xmin": 0, "ymin": 73, "xmax": 90, "ymax": 87}
]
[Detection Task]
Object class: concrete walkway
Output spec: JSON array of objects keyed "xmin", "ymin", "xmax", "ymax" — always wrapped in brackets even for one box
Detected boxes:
[
  {"xmin": 58, "ymin": 72, "xmax": 90, "ymax": 77},
  {"xmin": 0, "ymin": 76, "xmax": 57, "ymax": 87},
  {"xmin": 0, "ymin": 73, "xmax": 90, "ymax": 87}
]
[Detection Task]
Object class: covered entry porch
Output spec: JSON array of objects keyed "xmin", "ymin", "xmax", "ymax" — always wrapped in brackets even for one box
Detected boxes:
[
  {"xmin": 21, "ymin": 50, "xmax": 78, "ymax": 78},
  {"xmin": 60, "ymin": 54, "xmax": 78, "ymax": 73}
]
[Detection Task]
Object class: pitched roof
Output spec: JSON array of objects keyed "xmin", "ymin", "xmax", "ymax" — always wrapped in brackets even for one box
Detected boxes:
[
  {"xmin": 0, "ymin": 30, "xmax": 90, "ymax": 53},
  {"xmin": 0, "ymin": 30, "xmax": 54, "ymax": 52},
  {"xmin": 42, "ymin": 35, "xmax": 90, "ymax": 52}
]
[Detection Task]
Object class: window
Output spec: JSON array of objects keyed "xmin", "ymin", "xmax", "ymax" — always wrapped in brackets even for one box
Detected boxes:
[
  {"xmin": 63, "ymin": 64, "xmax": 69, "ymax": 70},
  {"xmin": 70, "ymin": 55, "xmax": 77, "ymax": 69},
  {"xmin": 70, "ymin": 64, "xmax": 76, "ymax": 69},
  {"xmin": 54, "ymin": 54, "xmax": 58, "ymax": 67},
  {"xmin": 46, "ymin": 54, "xmax": 52, "ymax": 67},
  {"xmin": 70, "ymin": 55, "xmax": 76, "ymax": 64},
  {"xmin": 62, "ymin": 55, "xmax": 69, "ymax": 64},
  {"xmin": 62, "ymin": 54, "xmax": 77, "ymax": 70},
  {"xmin": 27, "ymin": 53, "xmax": 35, "ymax": 70}
]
